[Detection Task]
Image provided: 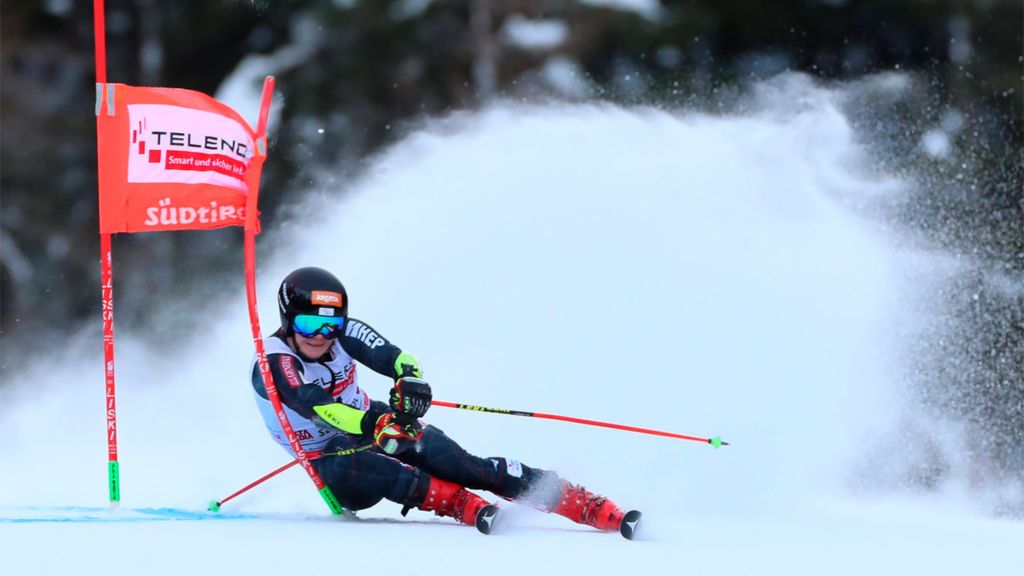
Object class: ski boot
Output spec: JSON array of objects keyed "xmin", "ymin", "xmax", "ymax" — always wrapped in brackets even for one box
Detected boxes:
[
  {"xmin": 552, "ymin": 481, "xmax": 641, "ymax": 539},
  {"xmin": 417, "ymin": 477, "xmax": 499, "ymax": 534}
]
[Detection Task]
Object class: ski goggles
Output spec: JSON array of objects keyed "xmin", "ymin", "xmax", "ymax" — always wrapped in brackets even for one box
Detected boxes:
[{"xmin": 292, "ymin": 314, "xmax": 345, "ymax": 338}]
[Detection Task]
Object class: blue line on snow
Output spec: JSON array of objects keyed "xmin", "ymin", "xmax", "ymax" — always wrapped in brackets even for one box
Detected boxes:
[{"xmin": 0, "ymin": 506, "xmax": 261, "ymax": 523}]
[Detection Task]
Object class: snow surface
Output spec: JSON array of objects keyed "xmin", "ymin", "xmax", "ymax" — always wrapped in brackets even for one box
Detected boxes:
[{"xmin": 2, "ymin": 93, "xmax": 1020, "ymax": 575}]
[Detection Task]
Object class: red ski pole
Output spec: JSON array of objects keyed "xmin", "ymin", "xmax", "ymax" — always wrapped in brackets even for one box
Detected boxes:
[
  {"xmin": 208, "ymin": 460, "xmax": 298, "ymax": 511},
  {"xmin": 209, "ymin": 443, "xmax": 374, "ymax": 511},
  {"xmin": 431, "ymin": 400, "xmax": 729, "ymax": 448}
]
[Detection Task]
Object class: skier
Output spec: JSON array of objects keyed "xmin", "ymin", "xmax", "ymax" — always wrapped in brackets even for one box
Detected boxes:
[{"xmin": 251, "ymin": 266, "xmax": 639, "ymax": 537}]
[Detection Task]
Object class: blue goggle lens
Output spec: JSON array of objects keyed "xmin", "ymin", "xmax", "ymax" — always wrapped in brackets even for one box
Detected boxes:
[{"xmin": 293, "ymin": 314, "xmax": 345, "ymax": 338}]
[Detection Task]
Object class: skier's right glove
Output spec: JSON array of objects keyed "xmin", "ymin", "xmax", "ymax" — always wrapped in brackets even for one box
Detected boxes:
[{"xmin": 373, "ymin": 412, "xmax": 423, "ymax": 456}]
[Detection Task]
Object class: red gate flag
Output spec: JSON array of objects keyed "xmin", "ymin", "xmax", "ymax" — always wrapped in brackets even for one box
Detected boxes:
[{"xmin": 96, "ymin": 84, "xmax": 266, "ymax": 234}]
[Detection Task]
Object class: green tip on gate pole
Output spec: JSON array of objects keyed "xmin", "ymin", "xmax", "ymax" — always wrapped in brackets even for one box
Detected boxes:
[
  {"xmin": 320, "ymin": 486, "xmax": 344, "ymax": 515},
  {"xmin": 108, "ymin": 461, "xmax": 120, "ymax": 504},
  {"xmin": 709, "ymin": 436, "xmax": 729, "ymax": 449},
  {"xmin": 208, "ymin": 500, "xmax": 221, "ymax": 512}
]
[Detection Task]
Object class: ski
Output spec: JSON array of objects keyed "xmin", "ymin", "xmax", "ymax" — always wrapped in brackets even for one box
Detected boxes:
[
  {"xmin": 619, "ymin": 510, "xmax": 642, "ymax": 540},
  {"xmin": 475, "ymin": 504, "xmax": 500, "ymax": 534}
]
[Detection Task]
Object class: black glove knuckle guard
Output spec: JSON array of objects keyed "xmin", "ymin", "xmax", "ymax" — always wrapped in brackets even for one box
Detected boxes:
[{"xmin": 390, "ymin": 377, "xmax": 432, "ymax": 418}]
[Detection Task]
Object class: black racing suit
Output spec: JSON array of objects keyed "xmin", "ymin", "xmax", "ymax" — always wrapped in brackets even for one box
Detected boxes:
[{"xmin": 251, "ymin": 320, "xmax": 556, "ymax": 511}]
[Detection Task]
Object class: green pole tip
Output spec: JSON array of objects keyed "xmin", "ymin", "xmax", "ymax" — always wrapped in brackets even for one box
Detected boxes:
[
  {"xmin": 108, "ymin": 461, "xmax": 121, "ymax": 502},
  {"xmin": 318, "ymin": 486, "xmax": 345, "ymax": 515},
  {"xmin": 208, "ymin": 500, "xmax": 221, "ymax": 512},
  {"xmin": 710, "ymin": 436, "xmax": 724, "ymax": 449}
]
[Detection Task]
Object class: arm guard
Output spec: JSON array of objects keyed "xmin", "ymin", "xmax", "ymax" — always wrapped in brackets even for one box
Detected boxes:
[
  {"xmin": 313, "ymin": 403, "xmax": 367, "ymax": 434},
  {"xmin": 313, "ymin": 401, "xmax": 390, "ymax": 436},
  {"xmin": 394, "ymin": 351, "xmax": 423, "ymax": 378}
]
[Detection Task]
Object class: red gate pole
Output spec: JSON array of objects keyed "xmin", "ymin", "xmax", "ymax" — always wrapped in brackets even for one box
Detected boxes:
[
  {"xmin": 94, "ymin": 0, "xmax": 121, "ymax": 507},
  {"xmin": 242, "ymin": 77, "xmax": 343, "ymax": 514}
]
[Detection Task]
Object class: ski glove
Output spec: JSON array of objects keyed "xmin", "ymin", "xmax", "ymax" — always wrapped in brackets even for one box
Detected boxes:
[
  {"xmin": 373, "ymin": 413, "xmax": 422, "ymax": 455},
  {"xmin": 389, "ymin": 376, "xmax": 432, "ymax": 419}
]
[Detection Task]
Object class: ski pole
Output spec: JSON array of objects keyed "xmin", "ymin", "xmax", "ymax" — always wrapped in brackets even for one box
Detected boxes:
[
  {"xmin": 431, "ymin": 400, "xmax": 729, "ymax": 448},
  {"xmin": 209, "ymin": 459, "xmax": 298, "ymax": 511},
  {"xmin": 208, "ymin": 443, "xmax": 375, "ymax": 511}
]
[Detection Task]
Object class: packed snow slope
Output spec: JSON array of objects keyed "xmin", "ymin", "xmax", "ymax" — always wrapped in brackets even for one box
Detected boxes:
[{"xmin": 2, "ymin": 88, "xmax": 1020, "ymax": 575}]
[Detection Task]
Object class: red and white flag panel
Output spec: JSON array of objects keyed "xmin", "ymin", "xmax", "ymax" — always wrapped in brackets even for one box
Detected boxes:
[{"xmin": 97, "ymin": 84, "xmax": 265, "ymax": 234}]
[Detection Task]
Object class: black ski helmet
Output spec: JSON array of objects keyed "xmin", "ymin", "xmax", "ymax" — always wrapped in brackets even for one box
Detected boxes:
[{"xmin": 277, "ymin": 267, "xmax": 348, "ymax": 334}]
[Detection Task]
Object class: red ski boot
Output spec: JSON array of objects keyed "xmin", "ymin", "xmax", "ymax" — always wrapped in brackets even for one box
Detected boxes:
[
  {"xmin": 552, "ymin": 481, "xmax": 625, "ymax": 532},
  {"xmin": 417, "ymin": 477, "xmax": 499, "ymax": 534}
]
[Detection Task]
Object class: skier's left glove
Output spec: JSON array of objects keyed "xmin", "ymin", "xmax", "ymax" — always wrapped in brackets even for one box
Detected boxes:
[
  {"xmin": 373, "ymin": 413, "xmax": 422, "ymax": 455},
  {"xmin": 389, "ymin": 376, "xmax": 432, "ymax": 419}
]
